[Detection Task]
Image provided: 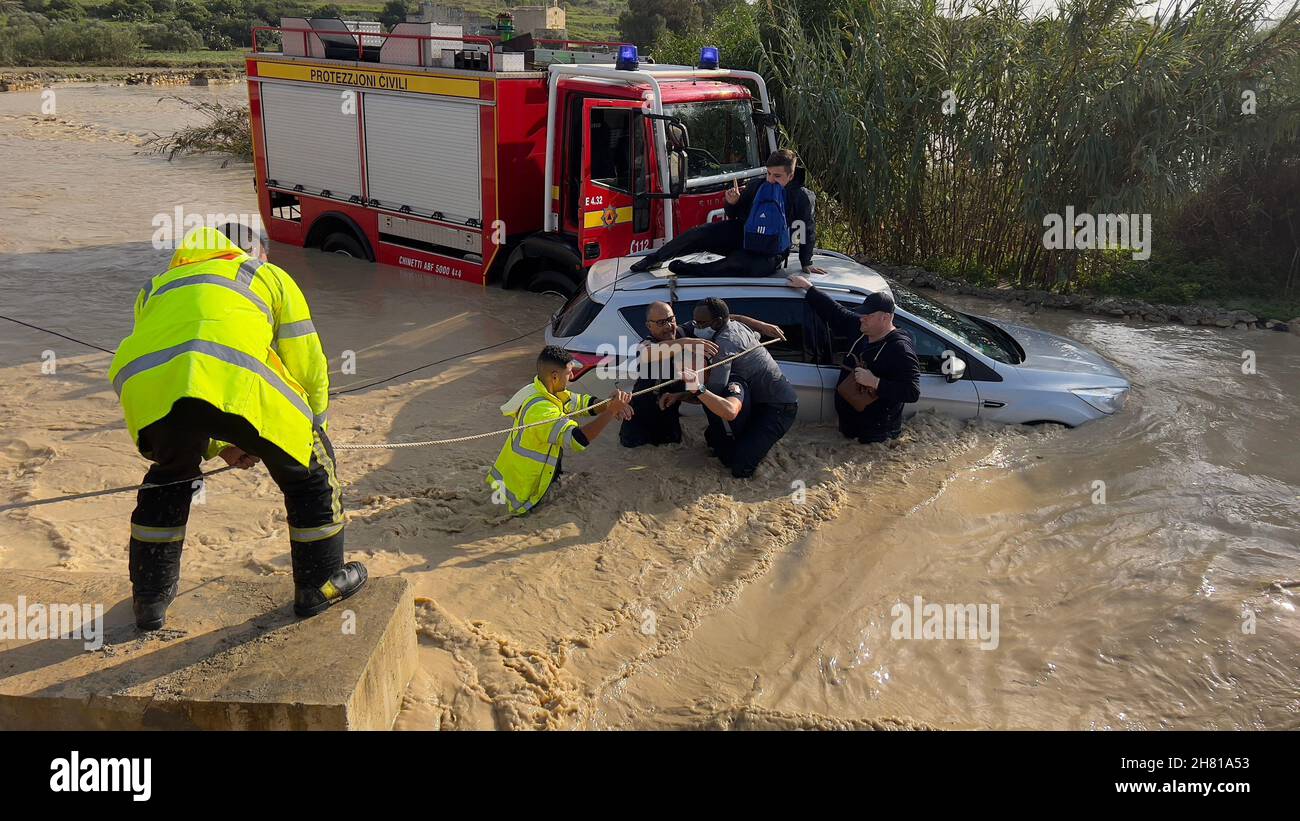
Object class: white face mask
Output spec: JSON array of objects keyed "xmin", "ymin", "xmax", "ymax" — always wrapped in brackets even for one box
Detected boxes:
[{"xmin": 695, "ymin": 326, "xmax": 717, "ymax": 341}]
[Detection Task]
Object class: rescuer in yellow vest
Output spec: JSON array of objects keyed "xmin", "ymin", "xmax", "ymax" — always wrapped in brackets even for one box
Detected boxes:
[
  {"xmin": 108, "ymin": 224, "xmax": 366, "ymax": 630},
  {"xmin": 487, "ymin": 345, "xmax": 631, "ymax": 515}
]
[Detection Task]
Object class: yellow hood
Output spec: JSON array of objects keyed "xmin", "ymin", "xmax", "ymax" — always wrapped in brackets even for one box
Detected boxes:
[{"xmin": 169, "ymin": 226, "xmax": 246, "ymax": 270}]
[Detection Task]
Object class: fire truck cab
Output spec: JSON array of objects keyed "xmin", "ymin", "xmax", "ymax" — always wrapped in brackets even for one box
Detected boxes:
[{"xmin": 246, "ymin": 20, "xmax": 778, "ymax": 296}]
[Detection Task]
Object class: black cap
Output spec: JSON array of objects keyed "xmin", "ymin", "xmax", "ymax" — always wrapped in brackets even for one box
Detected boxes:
[{"xmin": 854, "ymin": 291, "xmax": 895, "ymax": 315}]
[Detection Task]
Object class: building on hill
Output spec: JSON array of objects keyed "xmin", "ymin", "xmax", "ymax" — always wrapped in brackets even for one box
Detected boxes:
[{"xmin": 410, "ymin": 1, "xmax": 568, "ymax": 39}]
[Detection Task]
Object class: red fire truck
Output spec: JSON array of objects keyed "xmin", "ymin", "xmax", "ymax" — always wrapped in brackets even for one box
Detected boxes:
[{"xmin": 245, "ymin": 19, "xmax": 778, "ymax": 296}]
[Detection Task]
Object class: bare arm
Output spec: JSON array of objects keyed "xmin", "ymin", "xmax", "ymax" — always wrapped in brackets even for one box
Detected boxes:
[{"xmin": 731, "ymin": 314, "xmax": 785, "ymax": 341}]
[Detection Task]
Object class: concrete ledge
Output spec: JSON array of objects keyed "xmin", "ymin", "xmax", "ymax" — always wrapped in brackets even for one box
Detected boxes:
[{"xmin": 0, "ymin": 570, "xmax": 415, "ymax": 730}]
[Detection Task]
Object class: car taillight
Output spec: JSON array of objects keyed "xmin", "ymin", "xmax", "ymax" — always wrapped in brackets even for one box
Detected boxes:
[{"xmin": 569, "ymin": 352, "xmax": 611, "ymax": 380}]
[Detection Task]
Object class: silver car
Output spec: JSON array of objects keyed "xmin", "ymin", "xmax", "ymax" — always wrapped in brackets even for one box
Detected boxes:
[{"xmin": 546, "ymin": 250, "xmax": 1130, "ymax": 426}]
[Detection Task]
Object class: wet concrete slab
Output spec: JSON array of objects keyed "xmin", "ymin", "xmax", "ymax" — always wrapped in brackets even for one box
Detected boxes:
[{"xmin": 0, "ymin": 570, "xmax": 415, "ymax": 730}]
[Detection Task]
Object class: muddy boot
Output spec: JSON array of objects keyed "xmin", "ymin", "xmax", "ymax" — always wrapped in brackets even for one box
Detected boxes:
[
  {"xmin": 130, "ymin": 540, "xmax": 182, "ymax": 631},
  {"xmin": 291, "ymin": 534, "xmax": 368, "ymax": 617}
]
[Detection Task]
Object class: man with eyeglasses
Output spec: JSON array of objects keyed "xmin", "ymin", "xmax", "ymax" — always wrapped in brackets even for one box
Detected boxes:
[
  {"xmin": 620, "ymin": 300, "xmax": 785, "ymax": 449},
  {"xmin": 619, "ymin": 301, "xmax": 714, "ymax": 447}
]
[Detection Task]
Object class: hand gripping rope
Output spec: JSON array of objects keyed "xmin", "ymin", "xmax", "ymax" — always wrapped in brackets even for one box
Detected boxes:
[
  {"xmin": 0, "ymin": 307, "xmax": 778, "ymax": 507},
  {"xmin": 330, "ymin": 337, "xmax": 780, "ymax": 450}
]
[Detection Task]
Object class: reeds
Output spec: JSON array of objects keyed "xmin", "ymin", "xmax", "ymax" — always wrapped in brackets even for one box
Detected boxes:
[{"xmin": 762, "ymin": 0, "xmax": 1300, "ymax": 288}]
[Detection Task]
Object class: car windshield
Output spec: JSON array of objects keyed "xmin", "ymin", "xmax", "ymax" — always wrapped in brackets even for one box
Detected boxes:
[
  {"xmin": 663, "ymin": 100, "xmax": 760, "ymax": 181},
  {"xmin": 891, "ymin": 284, "xmax": 1021, "ymax": 364}
]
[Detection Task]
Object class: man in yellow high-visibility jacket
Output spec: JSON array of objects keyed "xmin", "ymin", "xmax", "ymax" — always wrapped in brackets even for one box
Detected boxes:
[
  {"xmin": 109, "ymin": 224, "xmax": 365, "ymax": 630},
  {"xmin": 487, "ymin": 345, "xmax": 630, "ymax": 515}
]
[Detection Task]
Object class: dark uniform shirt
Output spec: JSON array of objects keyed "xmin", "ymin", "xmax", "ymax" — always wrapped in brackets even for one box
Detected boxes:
[{"xmin": 684, "ymin": 320, "xmax": 798, "ymax": 406}]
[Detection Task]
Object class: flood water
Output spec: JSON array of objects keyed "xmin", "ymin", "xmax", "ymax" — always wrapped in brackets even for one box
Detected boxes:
[{"xmin": 1, "ymin": 85, "xmax": 1297, "ymax": 730}]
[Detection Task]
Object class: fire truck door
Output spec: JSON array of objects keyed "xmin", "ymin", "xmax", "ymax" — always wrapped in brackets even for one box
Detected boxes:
[{"xmin": 579, "ymin": 99, "xmax": 652, "ymax": 265}]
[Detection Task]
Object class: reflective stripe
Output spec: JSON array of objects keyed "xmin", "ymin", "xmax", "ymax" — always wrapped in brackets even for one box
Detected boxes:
[
  {"xmin": 511, "ymin": 433, "xmax": 553, "ymax": 466},
  {"xmin": 314, "ymin": 412, "xmax": 328, "ymax": 429},
  {"xmin": 289, "ymin": 521, "xmax": 344, "ymax": 543},
  {"xmin": 149, "ymin": 274, "xmax": 273, "ymax": 324},
  {"xmin": 277, "ymin": 319, "xmax": 317, "ymax": 339},
  {"xmin": 511, "ymin": 398, "xmax": 558, "ymax": 466},
  {"xmin": 487, "ymin": 467, "xmax": 534, "ymax": 512},
  {"xmin": 131, "ymin": 523, "xmax": 186, "ymax": 543},
  {"xmin": 236, "ymin": 259, "xmax": 260, "ymax": 286},
  {"xmin": 312, "ymin": 429, "xmax": 343, "ymax": 525},
  {"xmin": 548, "ymin": 418, "xmax": 573, "ymax": 446},
  {"xmin": 112, "ymin": 339, "xmax": 312, "ymax": 421}
]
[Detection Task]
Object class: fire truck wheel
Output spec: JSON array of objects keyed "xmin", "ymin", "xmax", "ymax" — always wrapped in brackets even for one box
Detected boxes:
[
  {"xmin": 321, "ymin": 232, "xmax": 368, "ymax": 259},
  {"xmin": 525, "ymin": 270, "xmax": 577, "ymax": 299}
]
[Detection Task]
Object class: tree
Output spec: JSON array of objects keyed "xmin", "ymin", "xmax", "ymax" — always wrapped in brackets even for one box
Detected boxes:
[
  {"xmin": 619, "ymin": 0, "xmax": 700, "ymax": 47},
  {"xmin": 379, "ymin": 0, "xmax": 409, "ymax": 29}
]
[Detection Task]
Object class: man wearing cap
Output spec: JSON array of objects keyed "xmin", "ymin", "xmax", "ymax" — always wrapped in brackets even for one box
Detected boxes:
[
  {"xmin": 109, "ymin": 223, "xmax": 366, "ymax": 631},
  {"xmin": 787, "ymin": 275, "xmax": 921, "ymax": 443}
]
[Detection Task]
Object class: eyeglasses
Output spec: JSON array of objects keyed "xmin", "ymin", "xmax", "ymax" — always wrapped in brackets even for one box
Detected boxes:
[{"xmin": 648, "ymin": 317, "xmax": 676, "ymax": 327}]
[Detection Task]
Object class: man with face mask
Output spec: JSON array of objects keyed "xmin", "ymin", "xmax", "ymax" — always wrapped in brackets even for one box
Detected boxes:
[
  {"xmin": 620, "ymin": 300, "xmax": 785, "ymax": 448},
  {"xmin": 787, "ymin": 274, "xmax": 921, "ymax": 443},
  {"xmin": 661, "ymin": 298, "xmax": 798, "ymax": 478}
]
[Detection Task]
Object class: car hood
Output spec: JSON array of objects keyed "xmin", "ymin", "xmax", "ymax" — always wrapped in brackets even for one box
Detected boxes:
[{"xmin": 995, "ymin": 320, "xmax": 1126, "ymax": 380}]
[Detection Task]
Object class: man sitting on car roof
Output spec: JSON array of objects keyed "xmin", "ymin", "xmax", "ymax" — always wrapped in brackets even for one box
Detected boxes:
[{"xmin": 628, "ymin": 149, "xmax": 826, "ymax": 279}]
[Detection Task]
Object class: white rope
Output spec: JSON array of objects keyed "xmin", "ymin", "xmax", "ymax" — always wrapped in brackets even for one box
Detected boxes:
[{"xmin": 332, "ymin": 338, "xmax": 780, "ymax": 450}]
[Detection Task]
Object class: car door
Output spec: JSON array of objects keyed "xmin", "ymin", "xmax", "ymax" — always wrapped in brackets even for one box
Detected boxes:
[{"xmin": 893, "ymin": 316, "xmax": 982, "ymax": 419}]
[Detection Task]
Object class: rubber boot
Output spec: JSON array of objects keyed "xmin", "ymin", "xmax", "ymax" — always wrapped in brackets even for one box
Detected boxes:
[
  {"xmin": 291, "ymin": 533, "xmax": 368, "ymax": 617},
  {"xmin": 130, "ymin": 540, "xmax": 182, "ymax": 631}
]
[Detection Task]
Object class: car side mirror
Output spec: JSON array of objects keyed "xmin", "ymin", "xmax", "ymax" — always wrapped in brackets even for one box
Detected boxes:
[{"xmin": 943, "ymin": 352, "xmax": 967, "ymax": 383}]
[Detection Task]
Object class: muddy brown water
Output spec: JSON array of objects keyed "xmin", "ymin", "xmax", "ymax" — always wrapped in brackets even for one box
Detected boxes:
[{"xmin": 1, "ymin": 85, "xmax": 1297, "ymax": 729}]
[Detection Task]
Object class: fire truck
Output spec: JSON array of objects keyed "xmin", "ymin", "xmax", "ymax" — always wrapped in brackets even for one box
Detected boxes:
[{"xmin": 245, "ymin": 18, "xmax": 778, "ymax": 296}]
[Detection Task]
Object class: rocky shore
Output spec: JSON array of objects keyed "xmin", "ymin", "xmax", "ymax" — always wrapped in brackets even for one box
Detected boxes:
[
  {"xmin": 866, "ymin": 260, "xmax": 1299, "ymax": 335},
  {"xmin": 0, "ymin": 67, "xmax": 244, "ymax": 93}
]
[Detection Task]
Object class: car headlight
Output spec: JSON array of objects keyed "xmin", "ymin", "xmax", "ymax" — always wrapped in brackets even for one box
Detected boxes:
[{"xmin": 1071, "ymin": 386, "xmax": 1128, "ymax": 414}]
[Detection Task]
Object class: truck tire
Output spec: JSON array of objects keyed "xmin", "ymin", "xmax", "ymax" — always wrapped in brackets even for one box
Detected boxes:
[
  {"xmin": 526, "ymin": 269, "xmax": 577, "ymax": 299},
  {"xmin": 322, "ymin": 231, "xmax": 367, "ymax": 259}
]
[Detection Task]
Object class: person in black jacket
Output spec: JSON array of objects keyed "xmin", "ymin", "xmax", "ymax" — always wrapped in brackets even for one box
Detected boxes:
[
  {"xmin": 787, "ymin": 274, "xmax": 922, "ymax": 443},
  {"xmin": 628, "ymin": 149, "xmax": 826, "ymax": 278}
]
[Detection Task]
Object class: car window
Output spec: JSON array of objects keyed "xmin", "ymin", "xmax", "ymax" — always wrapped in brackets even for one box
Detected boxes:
[
  {"xmin": 589, "ymin": 108, "xmax": 633, "ymax": 193},
  {"xmin": 895, "ymin": 317, "xmax": 956, "ymax": 376},
  {"xmin": 890, "ymin": 284, "xmax": 1019, "ymax": 364},
  {"xmin": 620, "ymin": 298, "xmax": 809, "ymax": 363}
]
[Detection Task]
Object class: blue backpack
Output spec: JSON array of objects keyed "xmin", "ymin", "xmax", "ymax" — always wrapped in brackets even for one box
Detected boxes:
[{"xmin": 743, "ymin": 181, "xmax": 791, "ymax": 255}]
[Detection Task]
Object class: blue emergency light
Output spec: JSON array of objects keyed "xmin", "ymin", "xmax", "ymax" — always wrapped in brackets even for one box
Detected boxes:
[
  {"xmin": 699, "ymin": 46, "xmax": 720, "ymax": 70},
  {"xmin": 616, "ymin": 44, "xmax": 639, "ymax": 71}
]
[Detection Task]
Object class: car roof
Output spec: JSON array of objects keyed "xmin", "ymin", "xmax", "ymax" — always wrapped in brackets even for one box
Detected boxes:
[{"xmin": 588, "ymin": 250, "xmax": 892, "ymax": 304}]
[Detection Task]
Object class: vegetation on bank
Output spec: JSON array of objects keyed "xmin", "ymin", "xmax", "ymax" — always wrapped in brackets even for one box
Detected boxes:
[
  {"xmin": 0, "ymin": 0, "xmax": 622, "ymax": 66},
  {"xmin": 658, "ymin": 0, "xmax": 1300, "ymax": 321}
]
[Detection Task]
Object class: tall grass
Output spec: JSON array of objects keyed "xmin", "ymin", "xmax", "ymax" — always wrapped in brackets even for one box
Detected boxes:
[
  {"xmin": 139, "ymin": 97, "xmax": 252, "ymax": 162},
  {"xmin": 762, "ymin": 0, "xmax": 1300, "ymax": 290}
]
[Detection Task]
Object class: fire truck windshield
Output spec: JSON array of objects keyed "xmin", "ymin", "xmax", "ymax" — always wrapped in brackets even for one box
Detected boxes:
[{"xmin": 663, "ymin": 100, "xmax": 761, "ymax": 183}]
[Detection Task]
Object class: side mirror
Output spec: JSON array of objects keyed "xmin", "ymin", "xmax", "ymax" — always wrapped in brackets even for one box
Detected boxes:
[
  {"xmin": 668, "ymin": 148, "xmax": 687, "ymax": 197},
  {"xmin": 943, "ymin": 352, "xmax": 967, "ymax": 383},
  {"xmin": 666, "ymin": 121, "xmax": 689, "ymax": 150}
]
